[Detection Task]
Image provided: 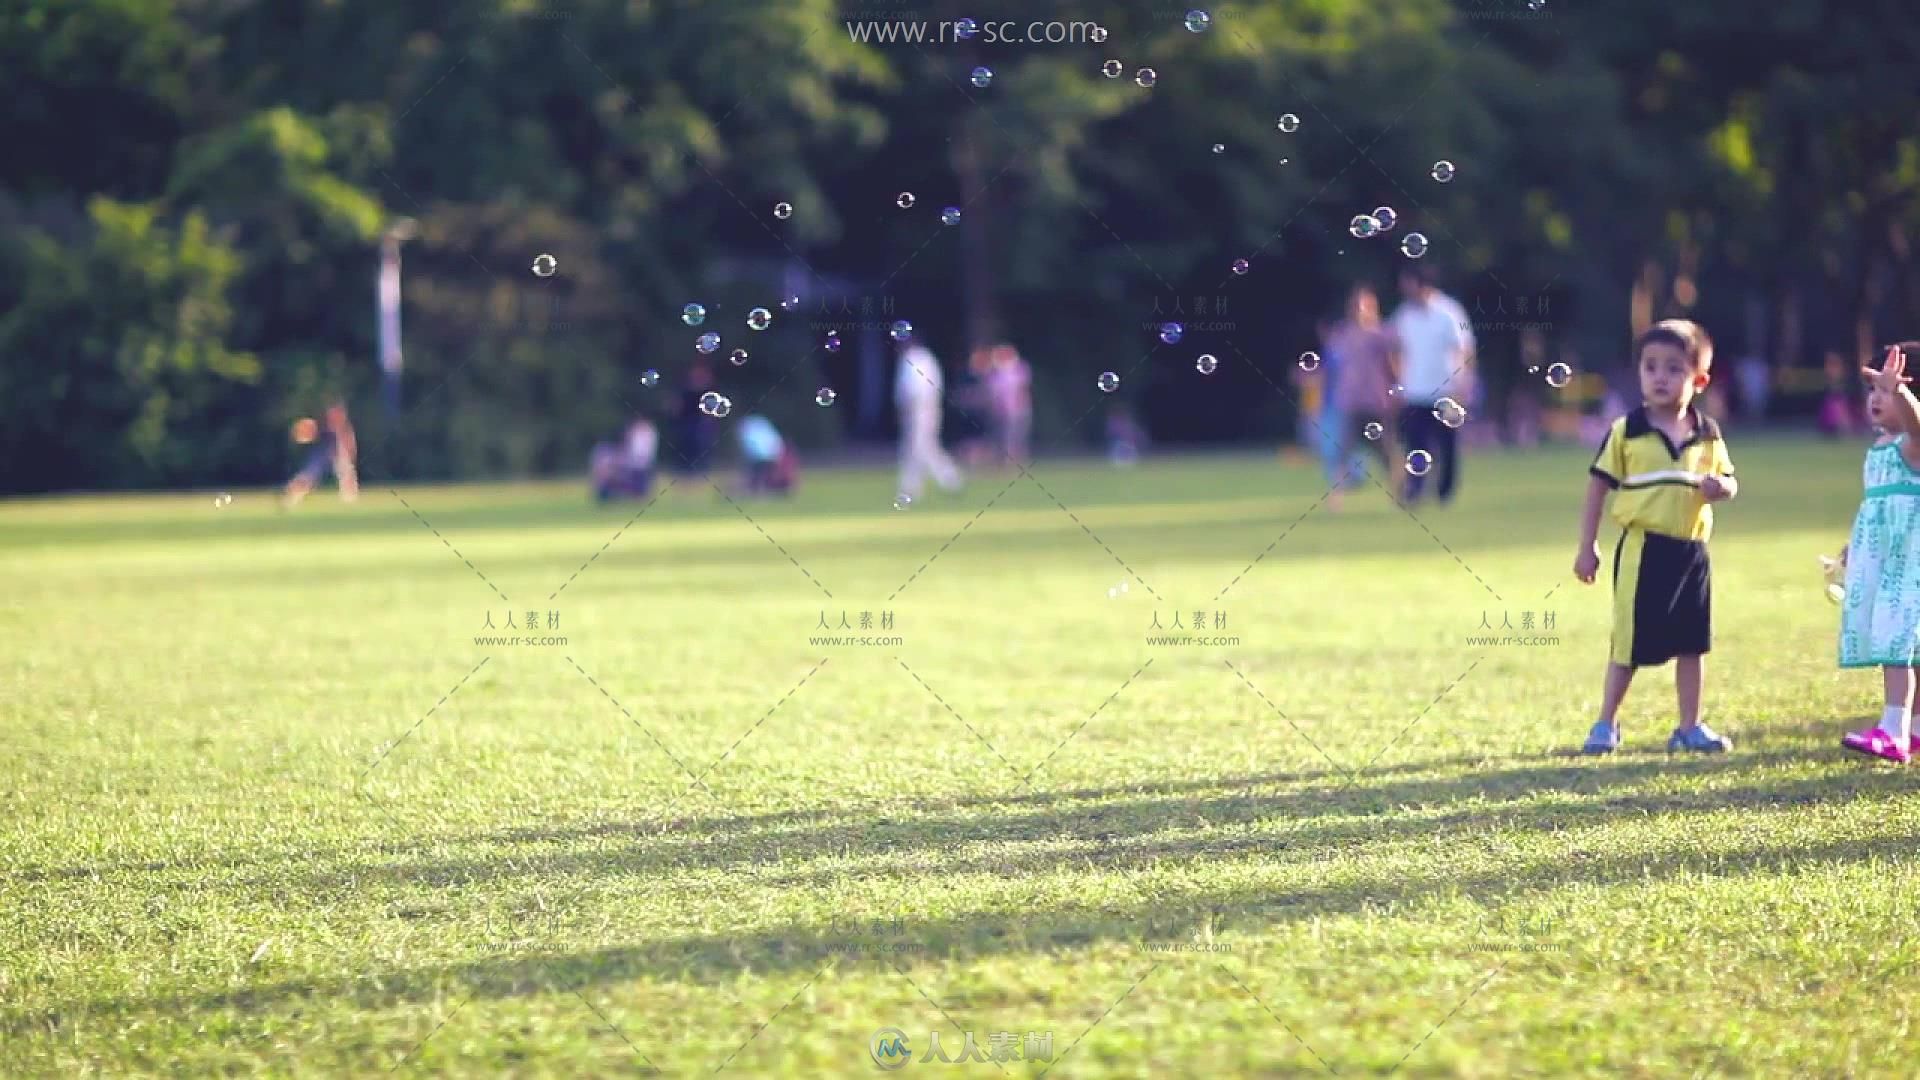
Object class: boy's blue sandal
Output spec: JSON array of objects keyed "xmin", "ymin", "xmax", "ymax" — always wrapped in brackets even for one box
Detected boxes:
[
  {"xmin": 1582, "ymin": 721, "xmax": 1620, "ymax": 755},
  {"xmin": 1667, "ymin": 723, "xmax": 1732, "ymax": 753}
]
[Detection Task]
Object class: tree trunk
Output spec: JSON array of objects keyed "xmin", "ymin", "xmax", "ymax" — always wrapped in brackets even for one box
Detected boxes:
[{"xmin": 950, "ymin": 117, "xmax": 996, "ymax": 357}]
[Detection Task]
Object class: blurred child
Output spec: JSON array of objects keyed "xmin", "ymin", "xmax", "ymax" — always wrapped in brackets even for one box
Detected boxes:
[
  {"xmin": 988, "ymin": 343, "xmax": 1033, "ymax": 468},
  {"xmin": 282, "ymin": 402, "xmax": 358, "ymax": 508},
  {"xmin": 1819, "ymin": 350, "xmax": 1862, "ymax": 437},
  {"xmin": 736, "ymin": 413, "xmax": 796, "ymax": 497},
  {"xmin": 1838, "ymin": 345, "xmax": 1920, "ymax": 762},
  {"xmin": 1575, "ymin": 320, "xmax": 1738, "ymax": 754},
  {"xmin": 592, "ymin": 417, "xmax": 657, "ymax": 501},
  {"xmin": 1106, "ymin": 403, "xmax": 1145, "ymax": 465}
]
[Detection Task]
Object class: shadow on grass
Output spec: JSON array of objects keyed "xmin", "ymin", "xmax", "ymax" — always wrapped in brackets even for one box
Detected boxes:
[{"xmin": 4, "ymin": 749, "xmax": 1911, "ymax": 1038}]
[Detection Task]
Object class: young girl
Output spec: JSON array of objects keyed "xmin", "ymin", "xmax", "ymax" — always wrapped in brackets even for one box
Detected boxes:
[{"xmin": 1839, "ymin": 345, "xmax": 1920, "ymax": 762}]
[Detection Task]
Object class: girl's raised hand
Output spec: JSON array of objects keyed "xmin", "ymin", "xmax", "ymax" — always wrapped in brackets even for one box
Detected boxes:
[{"xmin": 1863, "ymin": 345, "xmax": 1910, "ymax": 393}]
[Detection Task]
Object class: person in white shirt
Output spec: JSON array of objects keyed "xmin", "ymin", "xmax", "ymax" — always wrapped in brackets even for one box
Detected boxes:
[
  {"xmin": 895, "ymin": 340, "xmax": 965, "ymax": 499},
  {"xmin": 1389, "ymin": 265, "xmax": 1476, "ymax": 505}
]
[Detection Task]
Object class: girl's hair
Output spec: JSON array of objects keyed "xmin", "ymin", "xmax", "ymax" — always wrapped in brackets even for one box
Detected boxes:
[{"xmin": 1637, "ymin": 319, "xmax": 1713, "ymax": 375}]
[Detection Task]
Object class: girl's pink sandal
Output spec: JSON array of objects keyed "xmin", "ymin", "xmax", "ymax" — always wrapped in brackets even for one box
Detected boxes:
[{"xmin": 1842, "ymin": 728, "xmax": 1911, "ymax": 764}]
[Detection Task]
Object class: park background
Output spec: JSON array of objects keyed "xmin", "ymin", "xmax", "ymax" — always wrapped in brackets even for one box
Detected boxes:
[{"xmin": 3, "ymin": 0, "xmax": 1918, "ymax": 495}]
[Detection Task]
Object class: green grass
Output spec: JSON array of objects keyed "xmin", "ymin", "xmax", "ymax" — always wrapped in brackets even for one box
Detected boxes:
[{"xmin": 4, "ymin": 437, "xmax": 1916, "ymax": 1077}]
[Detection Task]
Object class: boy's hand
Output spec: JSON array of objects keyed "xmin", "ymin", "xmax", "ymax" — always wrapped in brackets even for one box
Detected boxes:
[
  {"xmin": 1863, "ymin": 345, "xmax": 1910, "ymax": 394},
  {"xmin": 1700, "ymin": 475, "xmax": 1732, "ymax": 502},
  {"xmin": 1574, "ymin": 544, "xmax": 1600, "ymax": 584}
]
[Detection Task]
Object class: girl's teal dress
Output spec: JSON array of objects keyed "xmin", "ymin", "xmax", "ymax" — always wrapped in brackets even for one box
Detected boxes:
[{"xmin": 1840, "ymin": 435, "xmax": 1920, "ymax": 667}]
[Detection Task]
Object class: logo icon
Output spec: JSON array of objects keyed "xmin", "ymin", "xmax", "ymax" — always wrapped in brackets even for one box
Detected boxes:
[{"xmin": 870, "ymin": 1027, "xmax": 912, "ymax": 1070}]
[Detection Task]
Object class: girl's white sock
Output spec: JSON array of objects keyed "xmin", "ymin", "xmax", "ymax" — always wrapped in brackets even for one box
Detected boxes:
[{"xmin": 1881, "ymin": 704, "xmax": 1912, "ymax": 742}]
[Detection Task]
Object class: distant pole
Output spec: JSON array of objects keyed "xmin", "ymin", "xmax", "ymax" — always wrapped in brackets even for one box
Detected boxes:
[{"xmin": 378, "ymin": 218, "xmax": 417, "ymax": 419}]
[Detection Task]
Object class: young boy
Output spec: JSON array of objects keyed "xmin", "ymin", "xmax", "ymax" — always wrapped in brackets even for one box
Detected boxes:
[
  {"xmin": 282, "ymin": 402, "xmax": 359, "ymax": 508},
  {"xmin": 1575, "ymin": 319, "xmax": 1738, "ymax": 754}
]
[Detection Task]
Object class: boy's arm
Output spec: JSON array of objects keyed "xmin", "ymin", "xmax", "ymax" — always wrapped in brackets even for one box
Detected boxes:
[{"xmin": 1577, "ymin": 474, "xmax": 1610, "ymax": 550}]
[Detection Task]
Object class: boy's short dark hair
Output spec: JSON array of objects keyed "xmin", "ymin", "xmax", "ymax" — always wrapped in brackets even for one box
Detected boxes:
[{"xmin": 1640, "ymin": 319, "xmax": 1713, "ymax": 375}]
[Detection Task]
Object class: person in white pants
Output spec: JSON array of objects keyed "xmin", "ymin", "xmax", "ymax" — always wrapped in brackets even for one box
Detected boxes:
[{"xmin": 896, "ymin": 340, "xmax": 965, "ymax": 499}]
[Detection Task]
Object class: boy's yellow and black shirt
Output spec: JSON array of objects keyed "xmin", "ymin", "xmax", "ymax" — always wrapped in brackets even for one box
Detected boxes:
[{"xmin": 1589, "ymin": 406, "xmax": 1734, "ymax": 542}]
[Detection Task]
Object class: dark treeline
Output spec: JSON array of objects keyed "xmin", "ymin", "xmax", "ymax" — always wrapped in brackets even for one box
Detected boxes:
[{"xmin": 2, "ymin": 0, "xmax": 1916, "ymax": 493}]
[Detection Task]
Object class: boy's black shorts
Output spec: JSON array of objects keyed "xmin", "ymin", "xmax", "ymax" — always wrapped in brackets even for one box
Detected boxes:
[{"xmin": 1610, "ymin": 528, "xmax": 1711, "ymax": 667}]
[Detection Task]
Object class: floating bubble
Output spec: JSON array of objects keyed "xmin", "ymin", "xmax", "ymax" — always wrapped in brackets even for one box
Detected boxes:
[
  {"xmin": 1430, "ymin": 160, "xmax": 1455, "ymax": 183},
  {"xmin": 890, "ymin": 320, "xmax": 914, "ymax": 342},
  {"xmin": 1186, "ymin": 10, "xmax": 1211, "ymax": 32},
  {"xmin": 772, "ymin": 202, "xmax": 792, "ymax": 220},
  {"xmin": 1159, "ymin": 322, "xmax": 1184, "ymax": 344},
  {"xmin": 970, "ymin": 66, "xmax": 993, "ymax": 89},
  {"xmin": 1399, "ymin": 232, "xmax": 1429, "ymax": 259},
  {"xmin": 1350, "ymin": 214, "xmax": 1381, "ymax": 239},
  {"xmin": 896, "ymin": 191, "xmax": 916, "ymax": 209},
  {"xmin": 825, "ymin": 331, "xmax": 843, "ymax": 353},
  {"xmin": 1196, "ymin": 354, "xmax": 1218, "ymax": 375},
  {"xmin": 893, "ymin": 493, "xmax": 913, "ymax": 510},
  {"xmin": 1098, "ymin": 371, "xmax": 1121, "ymax": 393},
  {"xmin": 695, "ymin": 331, "xmax": 721, "ymax": 354},
  {"xmin": 1433, "ymin": 397, "xmax": 1468, "ymax": 429},
  {"xmin": 955, "ymin": 17, "xmax": 978, "ymax": 39},
  {"xmin": 1108, "ymin": 586, "xmax": 1120, "ymax": 599},
  {"xmin": 1277, "ymin": 113, "xmax": 1300, "ymax": 133},
  {"xmin": 213, "ymin": 492, "xmax": 233, "ymax": 508},
  {"xmin": 531, "ymin": 253, "xmax": 558, "ymax": 277},
  {"xmin": 711, "ymin": 395, "xmax": 733, "ymax": 419},
  {"xmin": 941, "ymin": 206, "xmax": 961, "ymax": 226},
  {"xmin": 1528, "ymin": 0, "xmax": 1545, "ymax": 9},
  {"xmin": 1102, "ymin": 59, "xmax": 1123, "ymax": 79},
  {"xmin": 1298, "ymin": 351, "xmax": 1321, "ymax": 372},
  {"xmin": 1406, "ymin": 449, "xmax": 1433, "ymax": 476},
  {"xmin": 1527, "ymin": 364, "xmax": 1540, "ymax": 375},
  {"xmin": 1373, "ymin": 206, "xmax": 1397, "ymax": 231},
  {"xmin": 1363, "ymin": 421, "xmax": 1384, "ymax": 441},
  {"xmin": 1231, "ymin": 258, "xmax": 1249, "ymax": 275},
  {"xmin": 1278, "ymin": 157, "xmax": 1290, "ymax": 165},
  {"xmin": 815, "ymin": 387, "xmax": 837, "ymax": 407},
  {"xmin": 729, "ymin": 348, "xmax": 749, "ymax": 366},
  {"xmin": 699, "ymin": 391, "xmax": 723, "ymax": 416},
  {"xmin": 641, "ymin": 369, "xmax": 661, "ymax": 388},
  {"xmin": 1135, "ymin": 68, "xmax": 1157, "ymax": 88},
  {"xmin": 1388, "ymin": 383, "xmax": 1404, "ymax": 397},
  {"xmin": 1211, "ymin": 143, "xmax": 1226, "ymax": 155},
  {"xmin": 747, "ymin": 307, "xmax": 772, "ymax": 330},
  {"xmin": 1545, "ymin": 362, "xmax": 1573, "ymax": 388},
  {"xmin": 778, "ymin": 295, "xmax": 800, "ymax": 311},
  {"xmin": 682, "ymin": 302, "xmax": 706, "ymax": 326},
  {"xmin": 1091, "ymin": 25, "xmax": 1108, "ymax": 43}
]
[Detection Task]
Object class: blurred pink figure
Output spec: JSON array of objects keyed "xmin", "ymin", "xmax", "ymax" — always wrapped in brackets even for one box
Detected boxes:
[{"xmin": 987, "ymin": 343, "xmax": 1032, "ymax": 467}]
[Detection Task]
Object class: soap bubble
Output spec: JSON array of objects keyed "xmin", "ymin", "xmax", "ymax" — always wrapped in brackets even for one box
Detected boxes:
[
  {"xmin": 641, "ymin": 369, "xmax": 661, "ymax": 388},
  {"xmin": 1196, "ymin": 354, "xmax": 1218, "ymax": 375},
  {"xmin": 1350, "ymin": 214, "xmax": 1381, "ymax": 239},
  {"xmin": 1185, "ymin": 10, "xmax": 1211, "ymax": 32},
  {"xmin": 889, "ymin": 320, "xmax": 913, "ymax": 342},
  {"xmin": 1277, "ymin": 113, "xmax": 1300, "ymax": 133},
  {"xmin": 1159, "ymin": 322, "xmax": 1184, "ymax": 344},
  {"xmin": 747, "ymin": 307, "xmax": 772, "ymax": 330},
  {"xmin": 1430, "ymin": 160, "xmax": 1455, "ymax": 183},
  {"xmin": 941, "ymin": 206, "xmax": 961, "ymax": 226},
  {"xmin": 896, "ymin": 192, "xmax": 916, "ymax": 209},
  {"xmin": 815, "ymin": 387, "xmax": 837, "ymax": 407},
  {"xmin": 1231, "ymin": 258, "xmax": 1249, "ymax": 275},
  {"xmin": 699, "ymin": 391, "xmax": 722, "ymax": 416},
  {"xmin": 772, "ymin": 202, "xmax": 792, "ymax": 220},
  {"xmin": 1373, "ymin": 206, "xmax": 1397, "ymax": 231},
  {"xmin": 970, "ymin": 66, "xmax": 993, "ymax": 88},
  {"xmin": 778, "ymin": 295, "xmax": 800, "ymax": 311},
  {"xmin": 1405, "ymin": 449, "xmax": 1433, "ymax": 476},
  {"xmin": 1545, "ymin": 362, "xmax": 1573, "ymax": 388},
  {"xmin": 955, "ymin": 17, "xmax": 978, "ymax": 39},
  {"xmin": 531, "ymin": 253, "xmax": 558, "ymax": 277},
  {"xmin": 893, "ymin": 493, "xmax": 913, "ymax": 510},
  {"xmin": 1098, "ymin": 371, "xmax": 1120, "ymax": 393},
  {"xmin": 1102, "ymin": 59, "xmax": 1122, "ymax": 78},
  {"xmin": 729, "ymin": 348, "xmax": 749, "ymax": 366},
  {"xmin": 695, "ymin": 331, "xmax": 721, "ymax": 353},
  {"xmin": 1363, "ymin": 421, "xmax": 1384, "ymax": 441},
  {"xmin": 1090, "ymin": 25, "xmax": 1108, "ymax": 42},
  {"xmin": 681, "ymin": 302, "xmax": 706, "ymax": 326},
  {"xmin": 1298, "ymin": 351, "xmax": 1321, "ymax": 372},
  {"xmin": 1135, "ymin": 68, "xmax": 1157, "ymax": 88},
  {"xmin": 825, "ymin": 331, "xmax": 843, "ymax": 353},
  {"xmin": 1399, "ymin": 232, "xmax": 1429, "ymax": 259},
  {"xmin": 711, "ymin": 395, "xmax": 732, "ymax": 419},
  {"xmin": 1433, "ymin": 397, "xmax": 1467, "ymax": 429},
  {"xmin": 1212, "ymin": 143, "xmax": 1226, "ymax": 155}
]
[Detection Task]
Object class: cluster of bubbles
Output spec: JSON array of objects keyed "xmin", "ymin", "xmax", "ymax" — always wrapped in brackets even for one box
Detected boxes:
[
  {"xmin": 698, "ymin": 391, "xmax": 734, "ymax": 419},
  {"xmin": 1346, "ymin": 206, "xmax": 1427, "ymax": 258},
  {"xmin": 531, "ymin": 253, "xmax": 558, "ymax": 278}
]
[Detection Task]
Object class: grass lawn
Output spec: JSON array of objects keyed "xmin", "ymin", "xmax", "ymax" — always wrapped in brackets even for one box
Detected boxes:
[{"xmin": 3, "ymin": 435, "xmax": 1916, "ymax": 1077}]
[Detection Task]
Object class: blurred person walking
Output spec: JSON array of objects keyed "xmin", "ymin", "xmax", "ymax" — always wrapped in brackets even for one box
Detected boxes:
[
  {"xmin": 1391, "ymin": 265, "xmax": 1476, "ymax": 506},
  {"xmin": 1323, "ymin": 283, "xmax": 1403, "ymax": 509},
  {"xmin": 895, "ymin": 339, "xmax": 964, "ymax": 499}
]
